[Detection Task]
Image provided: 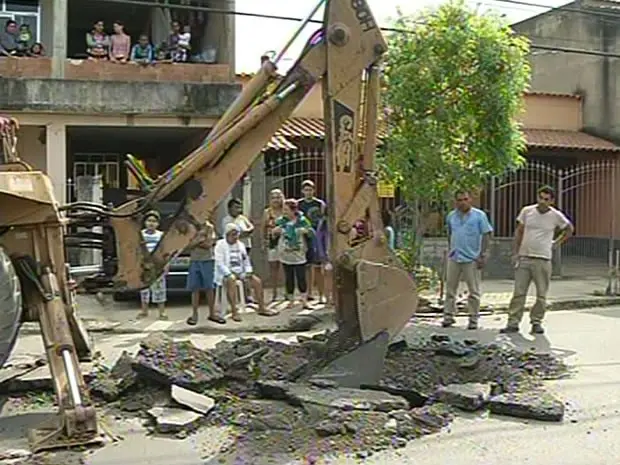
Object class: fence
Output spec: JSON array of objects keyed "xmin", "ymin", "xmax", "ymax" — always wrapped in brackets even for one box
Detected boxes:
[{"xmin": 394, "ymin": 159, "xmax": 620, "ymax": 279}]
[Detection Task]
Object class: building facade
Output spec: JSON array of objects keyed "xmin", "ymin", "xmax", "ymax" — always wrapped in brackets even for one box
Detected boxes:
[
  {"xmin": 512, "ymin": 1, "xmax": 620, "ymax": 142},
  {"xmin": 4, "ymin": 0, "xmax": 239, "ymax": 205}
]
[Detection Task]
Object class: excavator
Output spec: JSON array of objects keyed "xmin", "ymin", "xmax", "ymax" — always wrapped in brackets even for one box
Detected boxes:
[{"xmin": 0, "ymin": 0, "xmax": 418, "ymax": 454}]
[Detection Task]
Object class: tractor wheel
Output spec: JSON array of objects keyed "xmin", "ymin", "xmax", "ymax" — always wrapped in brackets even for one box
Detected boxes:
[{"xmin": 0, "ymin": 247, "xmax": 22, "ymax": 369}]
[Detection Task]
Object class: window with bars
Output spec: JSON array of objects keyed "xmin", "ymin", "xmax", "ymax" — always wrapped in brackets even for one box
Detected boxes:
[
  {"xmin": 0, "ymin": 0, "xmax": 40, "ymax": 42},
  {"xmin": 73, "ymin": 153, "xmax": 120, "ymax": 190}
]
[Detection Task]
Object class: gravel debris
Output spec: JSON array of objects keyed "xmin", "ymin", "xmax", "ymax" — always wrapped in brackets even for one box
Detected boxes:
[{"xmin": 3, "ymin": 330, "xmax": 571, "ymax": 463}]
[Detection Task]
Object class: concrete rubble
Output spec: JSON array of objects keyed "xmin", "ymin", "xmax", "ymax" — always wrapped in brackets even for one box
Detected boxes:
[{"xmin": 0, "ymin": 330, "xmax": 571, "ymax": 462}]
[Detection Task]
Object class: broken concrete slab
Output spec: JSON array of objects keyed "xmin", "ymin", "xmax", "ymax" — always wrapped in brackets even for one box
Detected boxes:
[
  {"xmin": 147, "ymin": 407, "xmax": 202, "ymax": 434},
  {"xmin": 89, "ymin": 352, "xmax": 138, "ymax": 401},
  {"xmin": 171, "ymin": 385, "xmax": 215, "ymax": 415},
  {"xmin": 257, "ymin": 381, "xmax": 409, "ymax": 412},
  {"xmin": 435, "ymin": 383, "xmax": 491, "ymax": 411},
  {"xmin": 314, "ymin": 420, "xmax": 345, "ymax": 437},
  {"xmin": 133, "ymin": 333, "xmax": 224, "ymax": 390},
  {"xmin": 0, "ymin": 362, "xmax": 96, "ymax": 394},
  {"xmin": 488, "ymin": 390, "xmax": 565, "ymax": 422}
]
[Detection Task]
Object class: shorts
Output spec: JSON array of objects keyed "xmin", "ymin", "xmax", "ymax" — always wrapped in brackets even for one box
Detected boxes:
[
  {"xmin": 140, "ymin": 276, "xmax": 167, "ymax": 304},
  {"xmin": 186, "ymin": 260, "xmax": 215, "ymax": 291},
  {"xmin": 267, "ymin": 248, "xmax": 279, "ymax": 263}
]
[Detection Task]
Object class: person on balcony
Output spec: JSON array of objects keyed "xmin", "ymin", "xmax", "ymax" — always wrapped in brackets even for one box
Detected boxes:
[
  {"xmin": 0, "ymin": 20, "xmax": 19, "ymax": 57},
  {"xmin": 110, "ymin": 20, "xmax": 131, "ymax": 63},
  {"xmin": 16, "ymin": 24, "xmax": 33, "ymax": 56},
  {"xmin": 131, "ymin": 35, "xmax": 154, "ymax": 66},
  {"xmin": 29, "ymin": 42, "xmax": 44, "ymax": 57},
  {"xmin": 86, "ymin": 20, "xmax": 109, "ymax": 60}
]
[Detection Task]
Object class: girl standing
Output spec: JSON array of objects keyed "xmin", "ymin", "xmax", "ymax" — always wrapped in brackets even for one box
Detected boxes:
[
  {"xmin": 273, "ymin": 199, "xmax": 313, "ymax": 309},
  {"xmin": 261, "ymin": 188, "xmax": 284, "ymax": 302},
  {"xmin": 138, "ymin": 210, "xmax": 168, "ymax": 320}
]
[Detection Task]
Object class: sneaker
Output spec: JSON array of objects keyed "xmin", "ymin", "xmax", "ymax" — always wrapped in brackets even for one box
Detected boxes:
[
  {"xmin": 499, "ymin": 326, "xmax": 519, "ymax": 334},
  {"xmin": 531, "ymin": 323, "xmax": 545, "ymax": 334},
  {"xmin": 467, "ymin": 321, "xmax": 478, "ymax": 330}
]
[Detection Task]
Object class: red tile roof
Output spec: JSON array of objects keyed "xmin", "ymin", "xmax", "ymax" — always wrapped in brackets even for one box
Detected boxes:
[
  {"xmin": 524, "ymin": 129, "xmax": 620, "ymax": 152},
  {"xmin": 264, "ymin": 118, "xmax": 620, "ymax": 153}
]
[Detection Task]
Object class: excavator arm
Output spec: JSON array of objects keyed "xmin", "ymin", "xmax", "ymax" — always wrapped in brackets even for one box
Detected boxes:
[
  {"xmin": 76, "ymin": 0, "xmax": 417, "ymax": 368},
  {"xmin": 0, "ymin": 0, "xmax": 419, "ymax": 453}
]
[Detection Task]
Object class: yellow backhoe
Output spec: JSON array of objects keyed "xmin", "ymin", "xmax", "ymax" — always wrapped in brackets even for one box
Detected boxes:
[{"xmin": 0, "ymin": 0, "xmax": 418, "ymax": 452}]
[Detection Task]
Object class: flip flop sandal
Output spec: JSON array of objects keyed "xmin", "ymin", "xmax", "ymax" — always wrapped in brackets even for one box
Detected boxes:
[
  {"xmin": 259, "ymin": 309, "xmax": 279, "ymax": 317},
  {"xmin": 186, "ymin": 316, "xmax": 198, "ymax": 326},
  {"xmin": 136, "ymin": 312, "xmax": 148, "ymax": 319},
  {"xmin": 302, "ymin": 303, "xmax": 313, "ymax": 310},
  {"xmin": 232, "ymin": 315, "xmax": 242, "ymax": 322},
  {"xmin": 208, "ymin": 316, "xmax": 227, "ymax": 325},
  {"xmin": 158, "ymin": 314, "xmax": 169, "ymax": 321}
]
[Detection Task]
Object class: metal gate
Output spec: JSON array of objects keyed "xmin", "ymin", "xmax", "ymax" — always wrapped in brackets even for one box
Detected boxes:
[
  {"xmin": 263, "ymin": 149, "xmax": 326, "ymax": 203},
  {"xmin": 481, "ymin": 159, "xmax": 618, "ymax": 277}
]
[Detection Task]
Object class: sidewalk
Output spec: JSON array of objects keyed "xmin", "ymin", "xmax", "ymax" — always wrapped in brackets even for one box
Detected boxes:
[
  {"xmin": 19, "ymin": 294, "xmax": 335, "ymax": 336},
  {"xmin": 16, "ymin": 277, "xmax": 618, "ymax": 336},
  {"xmin": 438, "ymin": 276, "xmax": 620, "ymax": 311}
]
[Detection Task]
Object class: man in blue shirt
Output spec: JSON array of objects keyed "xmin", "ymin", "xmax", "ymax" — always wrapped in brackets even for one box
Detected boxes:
[{"xmin": 443, "ymin": 190, "xmax": 493, "ymax": 330}]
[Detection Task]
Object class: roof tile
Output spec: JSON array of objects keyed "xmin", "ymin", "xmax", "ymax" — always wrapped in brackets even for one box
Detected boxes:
[
  {"xmin": 265, "ymin": 120, "xmax": 620, "ymax": 153},
  {"xmin": 524, "ymin": 129, "xmax": 620, "ymax": 152}
]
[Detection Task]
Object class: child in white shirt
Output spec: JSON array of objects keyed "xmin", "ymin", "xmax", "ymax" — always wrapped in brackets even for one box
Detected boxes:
[
  {"xmin": 173, "ymin": 24, "xmax": 191, "ymax": 62},
  {"xmin": 138, "ymin": 210, "xmax": 168, "ymax": 320}
]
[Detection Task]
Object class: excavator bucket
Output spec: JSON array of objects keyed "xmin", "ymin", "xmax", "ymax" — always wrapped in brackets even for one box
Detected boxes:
[{"xmin": 313, "ymin": 240, "xmax": 418, "ymax": 388}]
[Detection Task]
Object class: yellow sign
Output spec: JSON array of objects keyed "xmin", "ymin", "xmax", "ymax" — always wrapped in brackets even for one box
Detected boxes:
[{"xmin": 377, "ymin": 180, "xmax": 395, "ymax": 198}]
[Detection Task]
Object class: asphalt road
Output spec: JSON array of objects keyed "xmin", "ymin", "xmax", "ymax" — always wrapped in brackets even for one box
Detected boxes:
[{"xmin": 2, "ymin": 306, "xmax": 620, "ymax": 465}]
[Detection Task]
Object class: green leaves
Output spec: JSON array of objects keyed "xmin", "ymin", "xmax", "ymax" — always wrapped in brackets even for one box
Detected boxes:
[{"xmin": 382, "ymin": 0, "xmax": 530, "ymax": 206}]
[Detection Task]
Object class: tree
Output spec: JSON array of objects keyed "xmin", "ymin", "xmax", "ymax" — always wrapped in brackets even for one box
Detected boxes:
[{"xmin": 381, "ymin": 0, "xmax": 531, "ymax": 268}]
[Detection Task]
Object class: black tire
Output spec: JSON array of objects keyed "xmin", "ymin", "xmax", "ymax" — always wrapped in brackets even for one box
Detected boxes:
[{"xmin": 0, "ymin": 247, "xmax": 22, "ymax": 369}]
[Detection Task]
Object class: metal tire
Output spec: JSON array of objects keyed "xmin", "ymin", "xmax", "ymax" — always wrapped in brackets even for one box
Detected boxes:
[{"xmin": 0, "ymin": 247, "xmax": 22, "ymax": 368}]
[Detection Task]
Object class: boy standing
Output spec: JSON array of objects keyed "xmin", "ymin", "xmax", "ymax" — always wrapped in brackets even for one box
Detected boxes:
[
  {"xmin": 186, "ymin": 219, "xmax": 223, "ymax": 325},
  {"xmin": 139, "ymin": 210, "xmax": 168, "ymax": 320}
]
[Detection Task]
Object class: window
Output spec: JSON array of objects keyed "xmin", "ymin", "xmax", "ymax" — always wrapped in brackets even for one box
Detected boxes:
[
  {"xmin": 6, "ymin": 1, "xmax": 38, "ymax": 13},
  {"xmin": 0, "ymin": 0, "xmax": 39, "ymax": 42}
]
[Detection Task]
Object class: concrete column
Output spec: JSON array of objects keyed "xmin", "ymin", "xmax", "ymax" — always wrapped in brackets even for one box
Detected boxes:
[
  {"xmin": 225, "ymin": 0, "xmax": 236, "ymax": 80},
  {"xmin": 46, "ymin": 123, "xmax": 67, "ymax": 204},
  {"xmin": 249, "ymin": 157, "xmax": 267, "ymax": 281},
  {"xmin": 51, "ymin": 0, "xmax": 68, "ymax": 78}
]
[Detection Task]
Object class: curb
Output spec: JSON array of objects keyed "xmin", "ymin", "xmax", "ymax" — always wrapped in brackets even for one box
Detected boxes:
[
  {"xmin": 16, "ymin": 298, "xmax": 620, "ymax": 336},
  {"xmin": 415, "ymin": 297, "xmax": 620, "ymax": 318},
  {"xmin": 17, "ymin": 313, "xmax": 334, "ymax": 336}
]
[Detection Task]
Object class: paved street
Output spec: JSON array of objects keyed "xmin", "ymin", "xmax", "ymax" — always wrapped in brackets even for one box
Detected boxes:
[{"xmin": 2, "ymin": 303, "xmax": 620, "ymax": 464}]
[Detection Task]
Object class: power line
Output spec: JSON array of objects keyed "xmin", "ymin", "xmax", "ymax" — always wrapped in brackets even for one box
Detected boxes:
[
  {"xmin": 531, "ymin": 43, "xmax": 620, "ymax": 57},
  {"xmin": 94, "ymin": 0, "xmax": 620, "ymax": 59},
  {"xmin": 492, "ymin": 0, "xmax": 620, "ymax": 20},
  {"xmin": 93, "ymin": 0, "xmax": 418, "ymax": 33}
]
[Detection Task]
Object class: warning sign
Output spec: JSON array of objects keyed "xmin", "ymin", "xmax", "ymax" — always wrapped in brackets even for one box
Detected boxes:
[{"xmin": 377, "ymin": 180, "xmax": 395, "ymax": 198}]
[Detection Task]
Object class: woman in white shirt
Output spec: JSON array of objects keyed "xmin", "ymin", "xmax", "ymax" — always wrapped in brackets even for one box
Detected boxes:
[{"xmin": 214, "ymin": 223, "xmax": 278, "ymax": 322}]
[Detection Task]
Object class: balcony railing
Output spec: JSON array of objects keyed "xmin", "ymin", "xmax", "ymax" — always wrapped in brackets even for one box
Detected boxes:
[{"xmin": 0, "ymin": 57, "xmax": 232, "ymax": 83}]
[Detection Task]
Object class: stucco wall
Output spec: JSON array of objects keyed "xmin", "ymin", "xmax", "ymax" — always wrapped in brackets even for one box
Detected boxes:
[{"xmin": 513, "ymin": 10, "xmax": 620, "ymax": 140}]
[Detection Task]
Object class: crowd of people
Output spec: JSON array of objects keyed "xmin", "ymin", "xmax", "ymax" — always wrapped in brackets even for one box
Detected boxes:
[
  {"xmin": 0, "ymin": 20, "xmax": 44, "ymax": 57},
  {"xmin": 137, "ymin": 178, "xmax": 362, "ymax": 327},
  {"xmin": 86, "ymin": 19, "xmax": 194, "ymax": 65},
  {"xmin": 0, "ymin": 18, "xmax": 201, "ymax": 64}
]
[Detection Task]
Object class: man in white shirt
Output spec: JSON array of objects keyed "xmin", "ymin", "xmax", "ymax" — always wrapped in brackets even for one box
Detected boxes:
[{"xmin": 501, "ymin": 185, "xmax": 574, "ymax": 335}]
